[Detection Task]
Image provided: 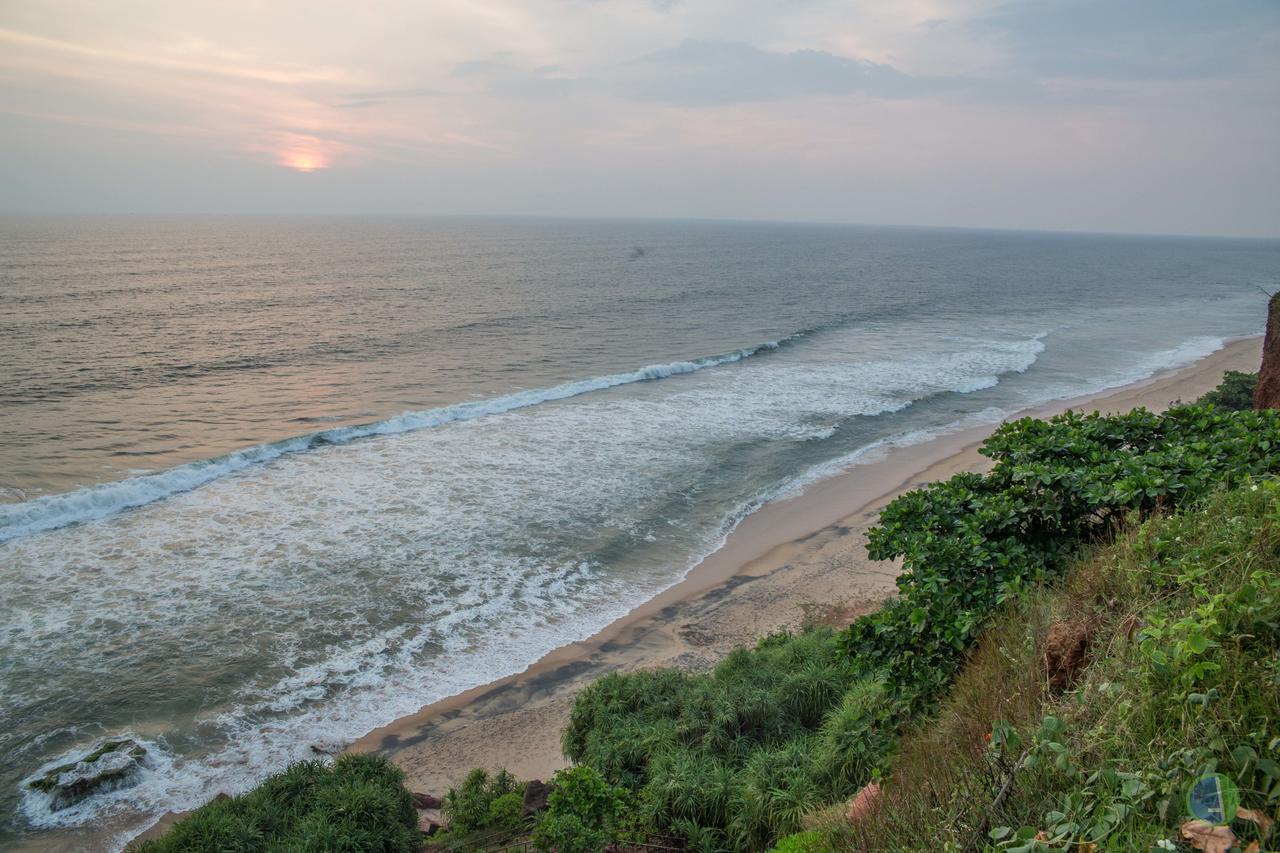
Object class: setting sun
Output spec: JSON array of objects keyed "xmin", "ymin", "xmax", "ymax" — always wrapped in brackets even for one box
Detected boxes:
[
  {"xmin": 281, "ymin": 150, "xmax": 327, "ymax": 172},
  {"xmin": 272, "ymin": 134, "xmax": 337, "ymax": 172}
]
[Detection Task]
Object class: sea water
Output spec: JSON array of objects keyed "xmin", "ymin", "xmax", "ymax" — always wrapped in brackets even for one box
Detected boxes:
[{"xmin": 1, "ymin": 215, "xmax": 1276, "ymax": 847}]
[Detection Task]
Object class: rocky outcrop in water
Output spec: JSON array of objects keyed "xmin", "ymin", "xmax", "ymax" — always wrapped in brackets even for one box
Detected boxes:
[
  {"xmin": 1254, "ymin": 292, "xmax": 1280, "ymax": 409},
  {"xmin": 28, "ymin": 739, "xmax": 148, "ymax": 811}
]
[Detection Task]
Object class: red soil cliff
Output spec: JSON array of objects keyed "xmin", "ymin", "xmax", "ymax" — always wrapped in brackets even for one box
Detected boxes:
[{"xmin": 1255, "ymin": 293, "xmax": 1280, "ymax": 409}]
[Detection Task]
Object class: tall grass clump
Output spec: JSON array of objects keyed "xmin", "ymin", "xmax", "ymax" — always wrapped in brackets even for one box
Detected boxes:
[{"xmin": 137, "ymin": 754, "xmax": 419, "ymax": 852}]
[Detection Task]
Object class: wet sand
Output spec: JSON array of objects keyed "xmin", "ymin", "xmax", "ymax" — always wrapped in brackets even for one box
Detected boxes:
[{"xmin": 350, "ymin": 336, "xmax": 1263, "ymax": 795}]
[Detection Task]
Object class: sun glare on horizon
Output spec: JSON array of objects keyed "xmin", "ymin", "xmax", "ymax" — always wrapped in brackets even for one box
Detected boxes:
[{"xmin": 281, "ymin": 151, "xmax": 328, "ymax": 172}]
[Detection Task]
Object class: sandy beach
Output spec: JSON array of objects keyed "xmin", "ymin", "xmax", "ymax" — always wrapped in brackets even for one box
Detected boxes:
[{"xmin": 350, "ymin": 336, "xmax": 1263, "ymax": 796}]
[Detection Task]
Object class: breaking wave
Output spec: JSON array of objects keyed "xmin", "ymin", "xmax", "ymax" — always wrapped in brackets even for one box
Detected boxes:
[{"xmin": 0, "ymin": 335, "xmax": 808, "ymax": 544}]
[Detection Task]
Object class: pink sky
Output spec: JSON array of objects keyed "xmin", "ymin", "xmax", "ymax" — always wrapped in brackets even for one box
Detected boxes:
[{"xmin": 2, "ymin": 0, "xmax": 1277, "ymax": 236}]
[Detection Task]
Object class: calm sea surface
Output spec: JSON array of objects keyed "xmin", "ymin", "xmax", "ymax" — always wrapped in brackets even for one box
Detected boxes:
[{"xmin": 1, "ymin": 215, "xmax": 1277, "ymax": 847}]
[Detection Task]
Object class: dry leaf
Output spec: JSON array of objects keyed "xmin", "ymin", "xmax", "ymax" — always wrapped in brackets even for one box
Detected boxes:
[
  {"xmin": 1237, "ymin": 806, "xmax": 1275, "ymax": 838},
  {"xmin": 1242, "ymin": 841, "xmax": 1259, "ymax": 853},
  {"xmin": 1181, "ymin": 819, "xmax": 1237, "ymax": 853}
]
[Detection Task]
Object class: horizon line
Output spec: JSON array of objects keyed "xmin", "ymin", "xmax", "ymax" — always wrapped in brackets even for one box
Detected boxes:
[{"xmin": 1, "ymin": 209, "xmax": 1277, "ymax": 242}]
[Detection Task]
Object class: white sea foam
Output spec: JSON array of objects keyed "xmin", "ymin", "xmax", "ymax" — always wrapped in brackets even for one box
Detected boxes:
[
  {"xmin": 0, "ymin": 339, "xmax": 792, "ymax": 545},
  {"xmin": 770, "ymin": 334, "xmax": 1232, "ymax": 502}
]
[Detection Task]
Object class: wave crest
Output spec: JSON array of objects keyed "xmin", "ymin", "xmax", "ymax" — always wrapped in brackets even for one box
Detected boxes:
[{"xmin": 0, "ymin": 336, "xmax": 803, "ymax": 544}]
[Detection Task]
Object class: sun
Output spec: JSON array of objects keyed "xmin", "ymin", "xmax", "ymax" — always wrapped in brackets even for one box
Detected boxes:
[
  {"xmin": 281, "ymin": 150, "xmax": 328, "ymax": 173},
  {"xmin": 269, "ymin": 134, "xmax": 337, "ymax": 173}
]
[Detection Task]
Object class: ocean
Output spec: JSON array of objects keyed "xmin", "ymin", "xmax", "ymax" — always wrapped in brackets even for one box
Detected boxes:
[{"xmin": 1, "ymin": 215, "xmax": 1276, "ymax": 847}]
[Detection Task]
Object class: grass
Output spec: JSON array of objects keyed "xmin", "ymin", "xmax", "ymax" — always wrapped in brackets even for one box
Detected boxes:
[
  {"xmin": 564, "ymin": 402, "xmax": 1280, "ymax": 850},
  {"xmin": 846, "ymin": 481, "xmax": 1280, "ymax": 851}
]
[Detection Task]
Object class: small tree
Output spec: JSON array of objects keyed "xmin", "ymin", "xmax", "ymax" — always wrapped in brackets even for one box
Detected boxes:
[
  {"xmin": 533, "ymin": 766, "xmax": 629, "ymax": 853},
  {"xmin": 1195, "ymin": 370, "xmax": 1258, "ymax": 411}
]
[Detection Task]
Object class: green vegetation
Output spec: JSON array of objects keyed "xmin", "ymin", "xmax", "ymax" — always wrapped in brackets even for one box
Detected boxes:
[
  {"xmin": 145, "ymin": 395, "xmax": 1280, "ymax": 852},
  {"xmin": 561, "ymin": 403, "xmax": 1280, "ymax": 850},
  {"xmin": 431, "ymin": 764, "xmax": 638, "ymax": 852},
  {"xmin": 532, "ymin": 766, "xmax": 634, "ymax": 853},
  {"xmin": 563, "ymin": 627, "xmax": 883, "ymax": 849},
  {"xmin": 1194, "ymin": 370, "xmax": 1257, "ymax": 411},
  {"xmin": 850, "ymin": 482, "xmax": 1280, "ymax": 851},
  {"xmin": 440, "ymin": 767, "xmax": 523, "ymax": 835},
  {"xmin": 849, "ymin": 404, "xmax": 1280, "ymax": 717},
  {"xmin": 136, "ymin": 754, "xmax": 418, "ymax": 853},
  {"xmin": 766, "ymin": 830, "xmax": 828, "ymax": 852},
  {"xmin": 425, "ymin": 767, "xmax": 533, "ymax": 850}
]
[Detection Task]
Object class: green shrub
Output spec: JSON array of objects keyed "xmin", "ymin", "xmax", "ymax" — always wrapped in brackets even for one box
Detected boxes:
[
  {"xmin": 1193, "ymin": 370, "xmax": 1257, "ymax": 410},
  {"xmin": 440, "ymin": 767, "xmax": 523, "ymax": 836},
  {"xmin": 138, "ymin": 754, "xmax": 419, "ymax": 852},
  {"xmin": 845, "ymin": 405, "xmax": 1280, "ymax": 715},
  {"xmin": 487, "ymin": 790, "xmax": 525, "ymax": 831},
  {"xmin": 563, "ymin": 627, "xmax": 863, "ymax": 847},
  {"xmin": 533, "ymin": 766, "xmax": 630, "ymax": 853}
]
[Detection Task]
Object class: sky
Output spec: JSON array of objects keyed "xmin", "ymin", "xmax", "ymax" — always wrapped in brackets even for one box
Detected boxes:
[{"xmin": 1, "ymin": 0, "xmax": 1278, "ymax": 236}]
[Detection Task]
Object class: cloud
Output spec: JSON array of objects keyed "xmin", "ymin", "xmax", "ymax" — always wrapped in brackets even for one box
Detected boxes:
[
  {"xmin": 446, "ymin": 55, "xmax": 583, "ymax": 99},
  {"xmin": 615, "ymin": 39, "xmax": 955, "ymax": 105},
  {"xmin": 333, "ymin": 88, "xmax": 442, "ymax": 110},
  {"xmin": 0, "ymin": 0, "xmax": 1276, "ymax": 235},
  {"xmin": 438, "ymin": 39, "xmax": 959, "ymax": 108},
  {"xmin": 0, "ymin": 26, "xmax": 351, "ymax": 85},
  {"xmin": 972, "ymin": 0, "xmax": 1280, "ymax": 79}
]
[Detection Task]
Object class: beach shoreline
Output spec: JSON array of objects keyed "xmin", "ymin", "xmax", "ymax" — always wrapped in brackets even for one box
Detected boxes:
[{"xmin": 347, "ymin": 336, "xmax": 1263, "ymax": 797}]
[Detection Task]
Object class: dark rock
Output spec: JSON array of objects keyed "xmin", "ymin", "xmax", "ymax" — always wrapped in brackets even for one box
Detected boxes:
[
  {"xmin": 411, "ymin": 791, "xmax": 441, "ymax": 809},
  {"xmin": 522, "ymin": 779, "xmax": 550, "ymax": 817},
  {"xmin": 28, "ymin": 739, "xmax": 148, "ymax": 811},
  {"xmin": 417, "ymin": 807, "xmax": 446, "ymax": 835},
  {"xmin": 1257, "ymin": 292, "xmax": 1280, "ymax": 409},
  {"xmin": 309, "ymin": 740, "xmax": 344, "ymax": 756}
]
